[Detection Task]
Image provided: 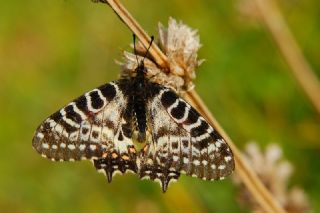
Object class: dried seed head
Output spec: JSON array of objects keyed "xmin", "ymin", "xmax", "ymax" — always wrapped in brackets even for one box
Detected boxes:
[
  {"xmin": 120, "ymin": 17, "xmax": 203, "ymax": 93},
  {"xmin": 234, "ymin": 142, "xmax": 312, "ymax": 213}
]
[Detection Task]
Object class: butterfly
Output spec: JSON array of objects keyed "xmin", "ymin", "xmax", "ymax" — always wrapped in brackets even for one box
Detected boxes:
[{"xmin": 32, "ymin": 36, "xmax": 235, "ymax": 192}]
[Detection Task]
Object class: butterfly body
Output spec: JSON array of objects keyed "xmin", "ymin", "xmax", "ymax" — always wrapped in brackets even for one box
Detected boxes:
[
  {"xmin": 33, "ymin": 61, "xmax": 234, "ymax": 192},
  {"xmin": 130, "ymin": 61, "xmax": 149, "ymax": 142}
]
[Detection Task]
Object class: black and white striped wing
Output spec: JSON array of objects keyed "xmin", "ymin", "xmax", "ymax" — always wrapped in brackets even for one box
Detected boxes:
[
  {"xmin": 140, "ymin": 87, "xmax": 234, "ymax": 192},
  {"xmin": 32, "ymin": 81, "xmax": 138, "ymax": 179}
]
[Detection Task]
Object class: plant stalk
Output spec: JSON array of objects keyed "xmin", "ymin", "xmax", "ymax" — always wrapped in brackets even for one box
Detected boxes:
[{"xmin": 253, "ymin": 0, "xmax": 320, "ymax": 116}]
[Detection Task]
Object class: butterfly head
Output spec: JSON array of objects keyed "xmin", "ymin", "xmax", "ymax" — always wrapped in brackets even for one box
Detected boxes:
[{"xmin": 135, "ymin": 60, "xmax": 147, "ymax": 77}]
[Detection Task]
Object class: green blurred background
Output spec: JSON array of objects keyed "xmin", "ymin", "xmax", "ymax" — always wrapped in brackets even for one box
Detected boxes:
[{"xmin": 0, "ymin": 0, "xmax": 319, "ymax": 212}]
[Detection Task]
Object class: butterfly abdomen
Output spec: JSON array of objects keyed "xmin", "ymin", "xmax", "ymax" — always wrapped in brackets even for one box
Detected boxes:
[{"xmin": 133, "ymin": 95, "xmax": 147, "ymax": 142}]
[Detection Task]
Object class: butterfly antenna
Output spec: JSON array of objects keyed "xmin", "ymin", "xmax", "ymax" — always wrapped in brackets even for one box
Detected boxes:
[
  {"xmin": 133, "ymin": 34, "xmax": 139, "ymax": 64},
  {"xmin": 142, "ymin": 36, "xmax": 154, "ymax": 63}
]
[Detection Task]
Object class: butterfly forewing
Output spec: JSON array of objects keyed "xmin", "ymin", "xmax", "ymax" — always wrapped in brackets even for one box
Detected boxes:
[
  {"xmin": 138, "ymin": 85, "xmax": 234, "ymax": 191},
  {"xmin": 159, "ymin": 89, "xmax": 234, "ymax": 178},
  {"xmin": 32, "ymin": 81, "xmax": 137, "ymax": 165}
]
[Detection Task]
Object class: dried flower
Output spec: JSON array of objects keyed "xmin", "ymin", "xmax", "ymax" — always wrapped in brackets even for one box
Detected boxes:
[
  {"xmin": 120, "ymin": 17, "xmax": 203, "ymax": 93},
  {"xmin": 234, "ymin": 142, "xmax": 312, "ymax": 213}
]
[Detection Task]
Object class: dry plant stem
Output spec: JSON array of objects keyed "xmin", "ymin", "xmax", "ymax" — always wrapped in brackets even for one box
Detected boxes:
[
  {"xmin": 253, "ymin": 0, "xmax": 320, "ymax": 116},
  {"xmin": 103, "ymin": 0, "xmax": 285, "ymax": 212}
]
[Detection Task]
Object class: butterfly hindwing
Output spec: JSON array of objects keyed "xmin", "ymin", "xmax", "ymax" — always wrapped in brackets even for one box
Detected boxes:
[
  {"xmin": 32, "ymin": 81, "xmax": 138, "ymax": 177},
  {"xmin": 139, "ymin": 85, "xmax": 234, "ymax": 191}
]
